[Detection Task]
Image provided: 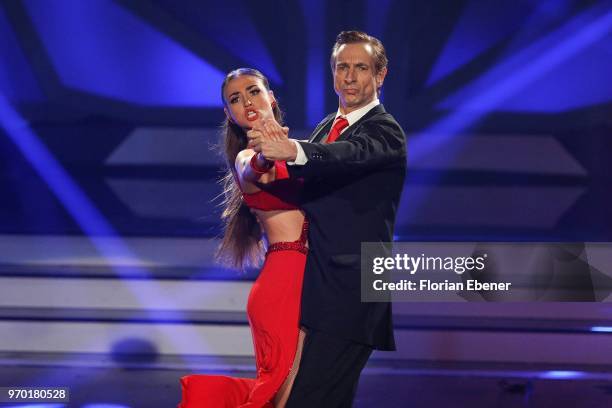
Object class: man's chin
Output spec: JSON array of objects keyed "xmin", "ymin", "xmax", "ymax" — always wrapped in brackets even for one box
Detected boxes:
[{"xmin": 341, "ymin": 99, "xmax": 365, "ymax": 111}]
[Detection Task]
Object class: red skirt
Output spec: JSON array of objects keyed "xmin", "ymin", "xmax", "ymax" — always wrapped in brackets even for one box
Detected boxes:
[{"xmin": 179, "ymin": 248, "xmax": 306, "ymax": 407}]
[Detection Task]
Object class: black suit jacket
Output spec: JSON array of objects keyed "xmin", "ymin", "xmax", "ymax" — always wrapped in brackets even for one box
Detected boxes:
[{"xmin": 288, "ymin": 104, "xmax": 406, "ymax": 350}]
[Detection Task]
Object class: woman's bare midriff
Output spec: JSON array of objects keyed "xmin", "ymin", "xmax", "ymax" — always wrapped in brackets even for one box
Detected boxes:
[{"xmin": 253, "ymin": 209, "xmax": 307, "ymax": 245}]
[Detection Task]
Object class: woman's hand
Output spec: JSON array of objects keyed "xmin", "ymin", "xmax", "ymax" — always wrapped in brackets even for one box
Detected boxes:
[
  {"xmin": 247, "ymin": 128, "xmax": 265, "ymax": 148},
  {"xmin": 247, "ymin": 119, "xmax": 288, "ymax": 147},
  {"xmin": 248, "ymin": 119, "xmax": 296, "ymax": 161}
]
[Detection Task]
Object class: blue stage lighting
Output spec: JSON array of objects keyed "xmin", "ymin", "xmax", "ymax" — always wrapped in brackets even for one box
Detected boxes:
[
  {"xmin": 0, "ymin": 94, "xmax": 197, "ymax": 367},
  {"xmin": 299, "ymin": 0, "xmax": 326, "ymax": 127},
  {"xmin": 0, "ymin": 92, "xmax": 121, "ymax": 237},
  {"xmin": 414, "ymin": 3, "xmax": 612, "ymax": 160},
  {"xmin": 153, "ymin": 0, "xmax": 282, "ymax": 85},
  {"xmin": 427, "ymin": 0, "xmax": 531, "ymax": 85},
  {"xmin": 539, "ymin": 370, "xmax": 586, "ymax": 379},
  {"xmin": 591, "ymin": 326, "xmax": 612, "ymax": 333},
  {"xmin": 365, "ymin": 0, "xmax": 393, "ymax": 40},
  {"xmin": 23, "ymin": 0, "xmax": 224, "ymax": 107},
  {"xmin": 0, "ymin": 7, "xmax": 44, "ymax": 103},
  {"xmin": 399, "ymin": 3, "xmax": 612, "ymax": 231},
  {"xmin": 438, "ymin": 2, "xmax": 612, "ymax": 112}
]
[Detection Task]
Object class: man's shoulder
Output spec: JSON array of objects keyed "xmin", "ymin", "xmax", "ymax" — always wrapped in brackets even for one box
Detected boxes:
[
  {"xmin": 360, "ymin": 106, "xmax": 403, "ymax": 133},
  {"xmin": 366, "ymin": 104, "xmax": 397, "ymax": 122}
]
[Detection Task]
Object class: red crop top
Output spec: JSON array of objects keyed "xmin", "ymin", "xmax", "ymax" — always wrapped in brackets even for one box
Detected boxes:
[{"xmin": 242, "ymin": 160, "xmax": 302, "ymax": 211}]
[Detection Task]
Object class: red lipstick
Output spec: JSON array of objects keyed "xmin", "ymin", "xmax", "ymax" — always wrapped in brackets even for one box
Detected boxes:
[{"xmin": 245, "ymin": 108, "xmax": 259, "ymax": 122}]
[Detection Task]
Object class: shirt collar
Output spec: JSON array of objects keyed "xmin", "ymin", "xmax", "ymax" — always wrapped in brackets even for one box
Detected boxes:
[{"xmin": 334, "ymin": 98, "xmax": 380, "ymax": 127}]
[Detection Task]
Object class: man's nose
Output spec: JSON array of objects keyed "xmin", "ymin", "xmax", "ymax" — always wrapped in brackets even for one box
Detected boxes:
[{"xmin": 344, "ymin": 67, "xmax": 356, "ymax": 82}]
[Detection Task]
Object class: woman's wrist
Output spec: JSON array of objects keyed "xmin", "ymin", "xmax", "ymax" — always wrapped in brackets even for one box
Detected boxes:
[{"xmin": 249, "ymin": 153, "xmax": 273, "ymax": 174}]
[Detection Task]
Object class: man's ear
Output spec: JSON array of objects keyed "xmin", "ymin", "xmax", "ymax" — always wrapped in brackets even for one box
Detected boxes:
[{"xmin": 376, "ymin": 67, "xmax": 388, "ymax": 88}]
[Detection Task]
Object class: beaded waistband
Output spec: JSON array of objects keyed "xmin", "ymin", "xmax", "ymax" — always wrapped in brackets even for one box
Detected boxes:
[
  {"xmin": 266, "ymin": 218, "xmax": 309, "ymax": 255},
  {"xmin": 267, "ymin": 241, "xmax": 308, "ymax": 255}
]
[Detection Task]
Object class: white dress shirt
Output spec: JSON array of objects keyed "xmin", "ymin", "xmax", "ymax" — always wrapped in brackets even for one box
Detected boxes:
[{"xmin": 290, "ymin": 99, "xmax": 380, "ymax": 165}]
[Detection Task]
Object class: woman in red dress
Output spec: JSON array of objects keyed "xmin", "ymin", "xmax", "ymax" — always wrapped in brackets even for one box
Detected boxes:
[{"xmin": 179, "ymin": 68, "xmax": 306, "ymax": 408}]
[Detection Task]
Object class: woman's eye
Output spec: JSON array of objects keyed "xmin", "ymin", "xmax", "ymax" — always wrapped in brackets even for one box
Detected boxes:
[
  {"xmin": 250, "ymin": 89, "xmax": 260, "ymax": 95},
  {"xmin": 230, "ymin": 97, "xmax": 239, "ymax": 104}
]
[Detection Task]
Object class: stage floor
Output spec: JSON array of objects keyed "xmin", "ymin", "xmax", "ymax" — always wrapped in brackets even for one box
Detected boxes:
[{"xmin": 0, "ymin": 362, "xmax": 610, "ymax": 407}]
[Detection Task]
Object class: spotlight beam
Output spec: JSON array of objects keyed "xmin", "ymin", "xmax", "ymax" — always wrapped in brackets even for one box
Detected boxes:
[
  {"xmin": 0, "ymin": 94, "xmax": 202, "ymax": 367},
  {"xmin": 413, "ymin": 2, "xmax": 612, "ymax": 159}
]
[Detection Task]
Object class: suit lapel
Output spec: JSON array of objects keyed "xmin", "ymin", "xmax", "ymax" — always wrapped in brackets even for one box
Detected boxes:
[
  {"xmin": 308, "ymin": 114, "xmax": 335, "ymax": 143},
  {"xmin": 307, "ymin": 104, "xmax": 386, "ymax": 144},
  {"xmin": 334, "ymin": 104, "xmax": 386, "ymax": 143}
]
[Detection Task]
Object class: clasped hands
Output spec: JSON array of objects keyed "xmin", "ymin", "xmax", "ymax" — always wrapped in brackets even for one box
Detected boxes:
[{"xmin": 247, "ymin": 119, "xmax": 297, "ymax": 162}]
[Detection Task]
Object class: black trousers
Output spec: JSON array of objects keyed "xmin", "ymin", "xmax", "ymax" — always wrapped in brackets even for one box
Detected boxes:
[{"xmin": 285, "ymin": 328, "xmax": 373, "ymax": 408}]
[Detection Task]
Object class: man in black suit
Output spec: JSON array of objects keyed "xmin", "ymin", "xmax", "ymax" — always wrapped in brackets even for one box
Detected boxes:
[{"xmin": 249, "ymin": 31, "xmax": 406, "ymax": 407}]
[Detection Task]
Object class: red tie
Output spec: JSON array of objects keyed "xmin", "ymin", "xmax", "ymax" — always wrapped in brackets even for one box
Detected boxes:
[{"xmin": 325, "ymin": 117, "xmax": 349, "ymax": 143}]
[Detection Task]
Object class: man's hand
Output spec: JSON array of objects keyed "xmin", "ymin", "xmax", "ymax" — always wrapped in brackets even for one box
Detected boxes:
[{"xmin": 247, "ymin": 119, "xmax": 297, "ymax": 162}]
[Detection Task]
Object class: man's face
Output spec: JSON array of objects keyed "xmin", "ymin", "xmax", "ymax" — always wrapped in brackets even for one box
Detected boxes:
[{"xmin": 333, "ymin": 42, "xmax": 387, "ymax": 114}]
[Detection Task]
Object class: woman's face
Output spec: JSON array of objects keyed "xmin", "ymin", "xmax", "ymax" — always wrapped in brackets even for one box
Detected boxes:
[{"xmin": 223, "ymin": 75, "xmax": 276, "ymax": 129}]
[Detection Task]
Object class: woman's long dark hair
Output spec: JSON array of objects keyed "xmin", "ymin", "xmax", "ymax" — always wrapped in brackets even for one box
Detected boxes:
[{"xmin": 215, "ymin": 68, "xmax": 284, "ymax": 270}]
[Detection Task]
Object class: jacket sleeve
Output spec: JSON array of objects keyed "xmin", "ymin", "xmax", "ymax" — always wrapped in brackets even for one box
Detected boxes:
[{"xmin": 287, "ymin": 117, "xmax": 406, "ymax": 180}]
